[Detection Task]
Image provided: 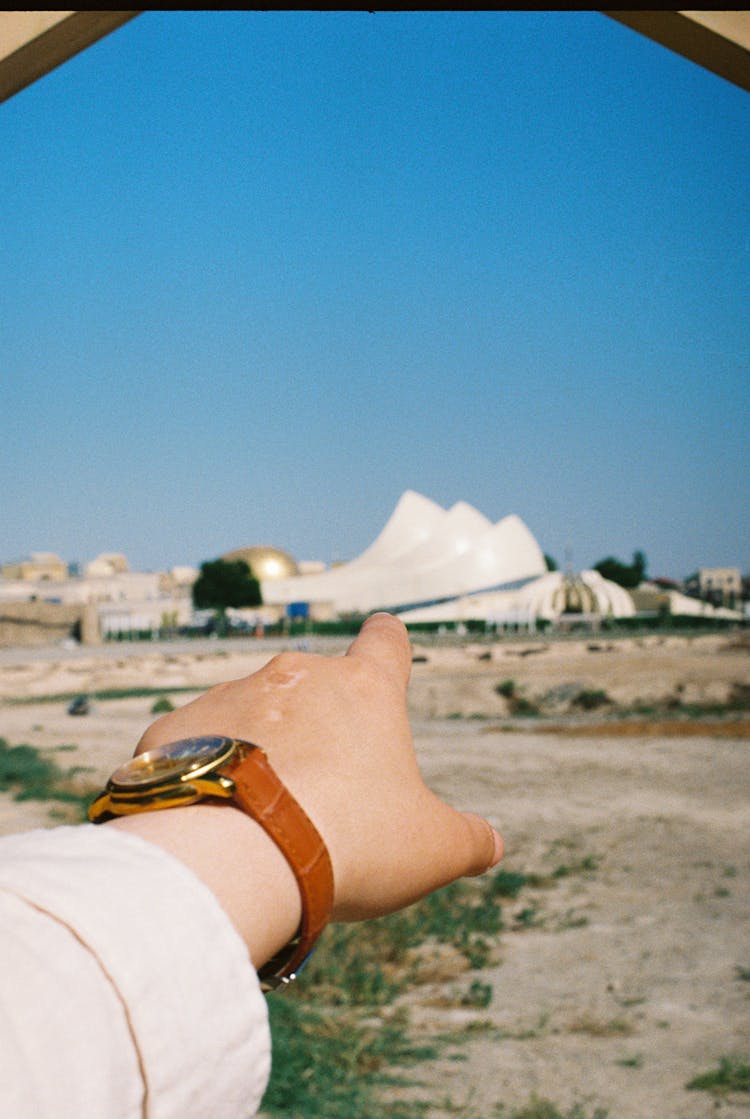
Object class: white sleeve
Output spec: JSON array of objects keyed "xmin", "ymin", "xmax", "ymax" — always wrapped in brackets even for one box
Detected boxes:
[{"xmin": 0, "ymin": 825, "xmax": 271, "ymax": 1119}]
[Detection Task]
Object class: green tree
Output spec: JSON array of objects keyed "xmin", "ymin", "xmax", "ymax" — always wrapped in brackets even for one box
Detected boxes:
[
  {"xmin": 544, "ymin": 553, "xmax": 558, "ymax": 571},
  {"xmin": 192, "ymin": 558, "xmax": 262, "ymax": 611},
  {"xmin": 593, "ymin": 551, "xmax": 647, "ymax": 589},
  {"xmin": 632, "ymin": 550, "xmax": 647, "ymax": 583}
]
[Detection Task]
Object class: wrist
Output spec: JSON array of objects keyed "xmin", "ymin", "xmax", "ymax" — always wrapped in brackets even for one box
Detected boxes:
[{"xmin": 91, "ymin": 736, "xmax": 335, "ymax": 988}]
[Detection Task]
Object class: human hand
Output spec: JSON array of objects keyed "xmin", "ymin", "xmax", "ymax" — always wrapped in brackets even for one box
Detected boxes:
[{"xmin": 137, "ymin": 613, "xmax": 503, "ymax": 923}]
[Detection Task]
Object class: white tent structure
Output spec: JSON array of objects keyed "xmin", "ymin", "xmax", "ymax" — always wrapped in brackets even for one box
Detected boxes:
[
  {"xmin": 261, "ymin": 490, "xmax": 547, "ymax": 616},
  {"xmin": 398, "ymin": 571, "xmax": 750, "ymax": 629},
  {"xmin": 513, "ymin": 569, "xmax": 636, "ymax": 622},
  {"xmin": 397, "ymin": 568, "xmax": 636, "ymax": 627},
  {"xmin": 660, "ymin": 589, "xmax": 743, "ymax": 622},
  {"xmin": 396, "ymin": 572, "xmax": 635, "ymax": 626}
]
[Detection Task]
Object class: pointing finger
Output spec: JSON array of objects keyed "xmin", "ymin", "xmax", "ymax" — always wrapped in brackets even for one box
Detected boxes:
[
  {"xmin": 345, "ymin": 613, "xmax": 412, "ymax": 691},
  {"xmin": 461, "ymin": 813, "xmax": 504, "ymax": 876}
]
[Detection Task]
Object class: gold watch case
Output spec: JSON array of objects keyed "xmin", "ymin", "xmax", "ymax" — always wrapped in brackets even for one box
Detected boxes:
[{"xmin": 88, "ymin": 735, "xmax": 250, "ymax": 821}]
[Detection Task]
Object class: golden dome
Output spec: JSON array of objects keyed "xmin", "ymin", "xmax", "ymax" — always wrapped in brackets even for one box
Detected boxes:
[{"xmin": 222, "ymin": 545, "xmax": 299, "ymax": 582}]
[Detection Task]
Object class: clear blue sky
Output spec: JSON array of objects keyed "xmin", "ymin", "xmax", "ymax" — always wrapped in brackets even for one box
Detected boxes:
[{"xmin": 2, "ymin": 11, "xmax": 748, "ymax": 579}]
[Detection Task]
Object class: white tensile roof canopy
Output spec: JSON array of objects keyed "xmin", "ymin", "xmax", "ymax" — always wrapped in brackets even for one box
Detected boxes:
[
  {"xmin": 395, "ymin": 569, "xmax": 638, "ymax": 626},
  {"xmin": 261, "ymin": 491, "xmax": 547, "ymax": 615}
]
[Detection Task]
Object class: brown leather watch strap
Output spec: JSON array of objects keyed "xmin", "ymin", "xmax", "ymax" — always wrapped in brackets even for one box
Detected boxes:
[{"xmin": 229, "ymin": 745, "xmax": 334, "ymax": 989}]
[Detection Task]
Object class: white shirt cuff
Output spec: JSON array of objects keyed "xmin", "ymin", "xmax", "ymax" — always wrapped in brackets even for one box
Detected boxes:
[{"xmin": 0, "ymin": 825, "xmax": 271, "ymax": 1119}]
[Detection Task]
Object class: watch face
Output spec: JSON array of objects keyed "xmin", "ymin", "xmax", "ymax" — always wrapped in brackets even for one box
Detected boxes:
[{"xmin": 109, "ymin": 735, "xmax": 237, "ymax": 790}]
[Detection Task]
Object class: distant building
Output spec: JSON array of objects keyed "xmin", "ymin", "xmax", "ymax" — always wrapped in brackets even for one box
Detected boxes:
[
  {"xmin": 0, "ymin": 555, "xmax": 197, "ymax": 642},
  {"xmin": 398, "ymin": 569, "xmax": 636, "ymax": 629},
  {"xmin": 84, "ymin": 552, "xmax": 130, "ymax": 577},
  {"xmin": 261, "ymin": 490, "xmax": 547, "ymax": 620},
  {"xmin": 515, "ymin": 569, "xmax": 636, "ymax": 623},
  {"xmin": 685, "ymin": 567, "xmax": 742, "ymax": 609},
  {"xmin": 167, "ymin": 566, "xmax": 199, "ymax": 588},
  {"xmin": 297, "ymin": 560, "xmax": 327, "ymax": 575},
  {"xmin": 1, "ymin": 552, "xmax": 68, "ymax": 582},
  {"xmin": 222, "ymin": 546, "xmax": 299, "ymax": 582}
]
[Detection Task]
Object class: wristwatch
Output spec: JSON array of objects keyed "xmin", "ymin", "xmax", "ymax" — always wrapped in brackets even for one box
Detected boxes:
[{"xmin": 88, "ymin": 735, "xmax": 334, "ymax": 991}]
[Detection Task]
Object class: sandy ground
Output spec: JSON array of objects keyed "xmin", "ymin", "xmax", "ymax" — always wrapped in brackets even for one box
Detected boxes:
[{"xmin": 1, "ymin": 631, "xmax": 748, "ymax": 1117}]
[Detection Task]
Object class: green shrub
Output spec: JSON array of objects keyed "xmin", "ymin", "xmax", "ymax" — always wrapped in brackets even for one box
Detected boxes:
[
  {"xmin": 511, "ymin": 697, "xmax": 540, "ymax": 717},
  {"xmin": 571, "ymin": 689, "xmax": 611, "ymax": 711},
  {"xmin": 151, "ymin": 695, "xmax": 175, "ymax": 714},
  {"xmin": 495, "ymin": 677, "xmax": 541, "ymax": 715},
  {"xmin": 0, "ymin": 739, "xmax": 60, "ymax": 800},
  {"xmin": 687, "ymin": 1056, "xmax": 750, "ymax": 1094},
  {"xmin": 553, "ymin": 855, "xmax": 601, "ymax": 879},
  {"xmin": 496, "ymin": 1098, "xmax": 609, "ymax": 1119},
  {"xmin": 301, "ymin": 871, "xmax": 505, "ymax": 1006},
  {"xmin": 461, "ymin": 979, "xmax": 493, "ymax": 1008},
  {"xmin": 488, "ymin": 869, "xmax": 528, "ymax": 898},
  {"xmin": 0, "ymin": 737, "xmax": 93, "ymax": 818},
  {"xmin": 265, "ymin": 999, "xmax": 432, "ymax": 1117}
]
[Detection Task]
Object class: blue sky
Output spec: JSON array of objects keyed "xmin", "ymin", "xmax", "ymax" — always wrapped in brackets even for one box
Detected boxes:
[{"xmin": 2, "ymin": 11, "xmax": 748, "ymax": 579}]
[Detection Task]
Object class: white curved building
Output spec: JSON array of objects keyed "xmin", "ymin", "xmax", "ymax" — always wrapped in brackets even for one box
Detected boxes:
[
  {"xmin": 397, "ymin": 568, "xmax": 636, "ymax": 626},
  {"xmin": 513, "ymin": 569, "xmax": 636, "ymax": 621},
  {"xmin": 261, "ymin": 491, "xmax": 547, "ymax": 617}
]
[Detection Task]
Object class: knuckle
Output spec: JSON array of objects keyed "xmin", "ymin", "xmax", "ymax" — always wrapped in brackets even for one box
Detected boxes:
[{"xmin": 264, "ymin": 650, "xmax": 308, "ymax": 677}]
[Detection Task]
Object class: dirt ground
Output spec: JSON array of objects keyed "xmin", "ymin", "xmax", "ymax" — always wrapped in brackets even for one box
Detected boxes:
[{"xmin": 1, "ymin": 631, "xmax": 748, "ymax": 1117}]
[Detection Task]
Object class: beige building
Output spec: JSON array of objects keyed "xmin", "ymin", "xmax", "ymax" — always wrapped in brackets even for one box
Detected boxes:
[
  {"xmin": 84, "ymin": 552, "xmax": 130, "ymax": 577},
  {"xmin": 1, "ymin": 552, "xmax": 69, "ymax": 581},
  {"xmin": 685, "ymin": 567, "xmax": 742, "ymax": 608},
  {"xmin": 0, "ymin": 555, "xmax": 198, "ymax": 642}
]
